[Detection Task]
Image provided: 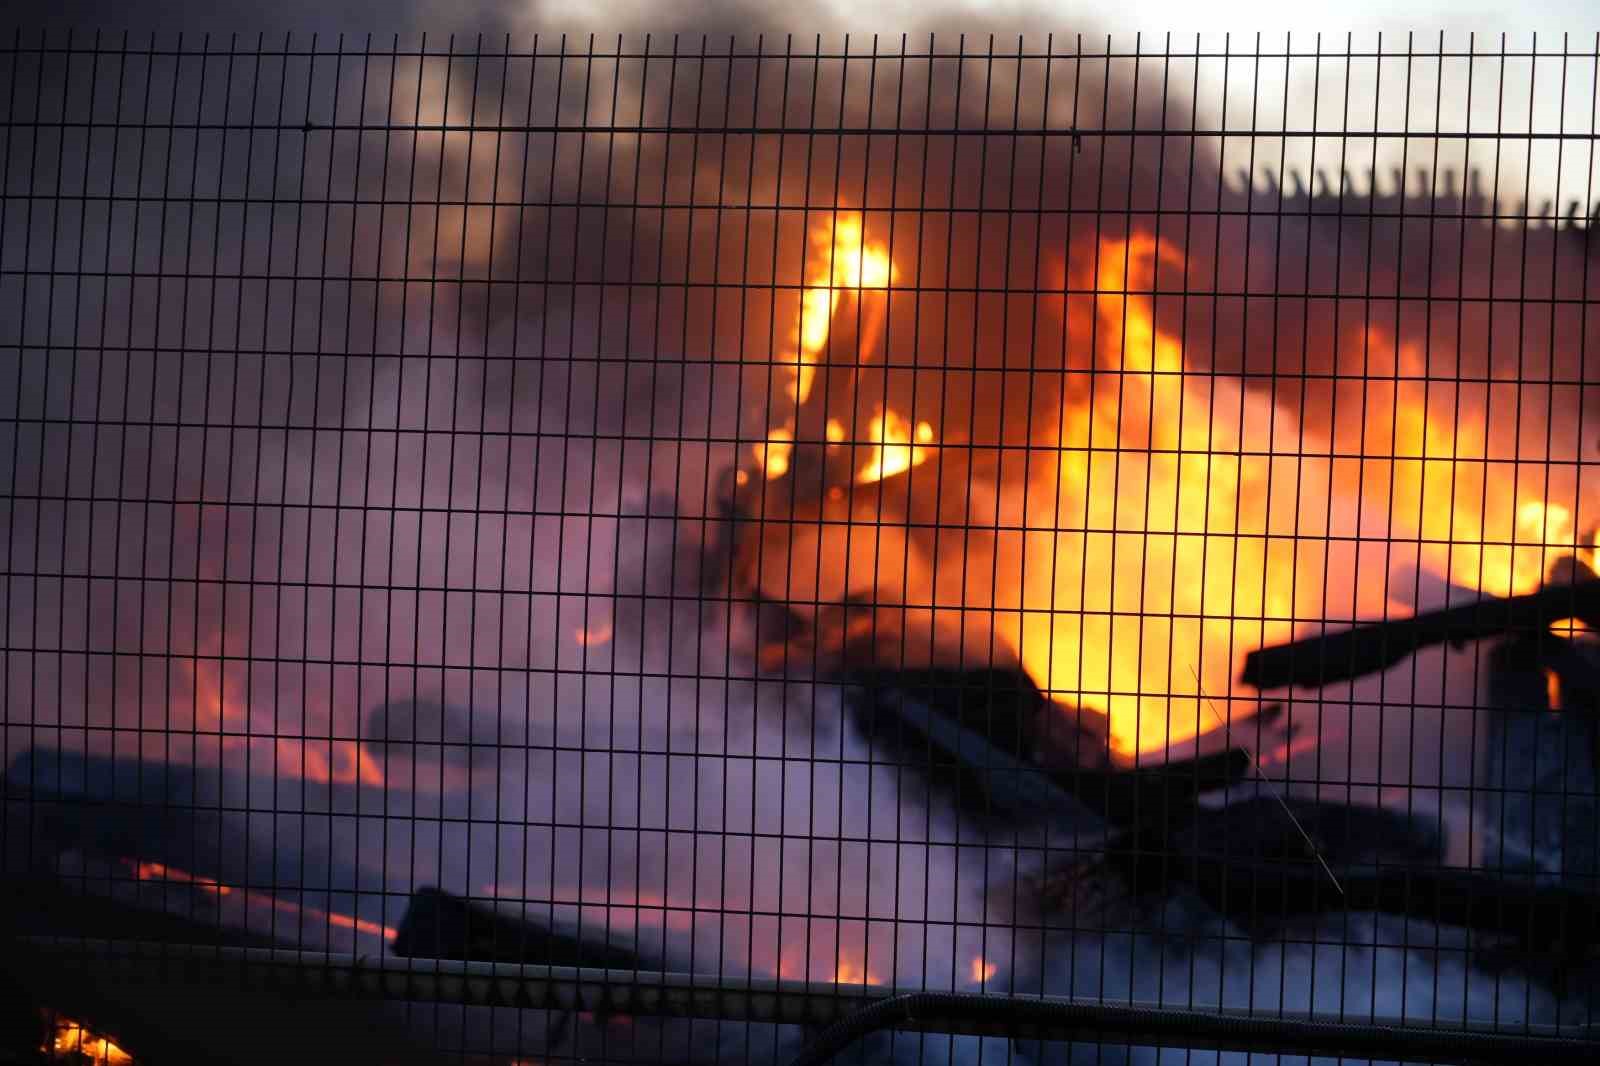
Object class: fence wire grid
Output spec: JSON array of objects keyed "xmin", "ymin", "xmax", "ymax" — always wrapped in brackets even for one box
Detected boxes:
[{"xmin": 4, "ymin": 28, "xmax": 1600, "ymax": 1066}]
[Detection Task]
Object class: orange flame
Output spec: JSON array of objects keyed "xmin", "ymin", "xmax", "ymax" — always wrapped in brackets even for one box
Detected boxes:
[
  {"xmin": 1014, "ymin": 234, "xmax": 1595, "ymax": 757},
  {"xmin": 178, "ymin": 648, "xmax": 384, "ymax": 789},
  {"xmin": 831, "ymin": 958, "xmax": 883, "ymax": 986},
  {"xmin": 43, "ymin": 1015, "xmax": 134, "ymax": 1064},
  {"xmin": 970, "ymin": 956, "xmax": 998, "ymax": 982},
  {"xmin": 748, "ymin": 224, "xmax": 1597, "ymax": 761}
]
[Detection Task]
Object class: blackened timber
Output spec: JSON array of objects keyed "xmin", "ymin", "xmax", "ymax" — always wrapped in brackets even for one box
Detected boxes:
[
  {"xmin": 1240, "ymin": 579, "xmax": 1600, "ymax": 690},
  {"xmin": 845, "ymin": 669, "xmax": 1251, "ymax": 827},
  {"xmin": 3, "ymin": 748, "xmax": 402, "ymax": 893},
  {"xmin": 393, "ymin": 887, "xmax": 645, "ymax": 970}
]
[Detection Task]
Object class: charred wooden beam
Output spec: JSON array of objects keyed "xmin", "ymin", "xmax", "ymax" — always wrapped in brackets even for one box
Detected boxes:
[
  {"xmin": 393, "ymin": 887, "xmax": 645, "ymax": 970},
  {"xmin": 1083, "ymin": 795, "xmax": 1600, "ymax": 954},
  {"xmin": 845, "ymin": 669, "xmax": 1251, "ymax": 828},
  {"xmin": 1240, "ymin": 578, "xmax": 1600, "ymax": 691},
  {"xmin": 3, "ymin": 748, "xmax": 400, "ymax": 893},
  {"xmin": 0, "ymin": 872, "xmax": 281, "ymax": 950}
]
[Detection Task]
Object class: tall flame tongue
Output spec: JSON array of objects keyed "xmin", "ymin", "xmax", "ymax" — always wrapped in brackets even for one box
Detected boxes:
[
  {"xmin": 1015, "ymin": 235, "xmax": 1310, "ymax": 758},
  {"xmin": 744, "ymin": 223, "xmax": 1592, "ymax": 762}
]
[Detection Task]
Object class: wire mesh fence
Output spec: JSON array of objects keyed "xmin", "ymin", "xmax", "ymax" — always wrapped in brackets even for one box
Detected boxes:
[{"xmin": 4, "ymin": 28, "xmax": 1600, "ymax": 1065}]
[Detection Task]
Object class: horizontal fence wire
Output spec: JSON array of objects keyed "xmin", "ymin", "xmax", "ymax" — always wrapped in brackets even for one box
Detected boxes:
[{"xmin": 4, "ymin": 27, "xmax": 1600, "ymax": 1066}]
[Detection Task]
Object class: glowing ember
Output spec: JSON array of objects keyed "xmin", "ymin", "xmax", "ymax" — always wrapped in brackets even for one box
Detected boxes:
[
  {"xmin": 856, "ymin": 407, "xmax": 934, "ymax": 485},
  {"xmin": 43, "ymin": 1015, "xmax": 133, "ymax": 1064},
  {"xmin": 970, "ymin": 956, "xmax": 998, "ymax": 983},
  {"xmin": 122, "ymin": 856, "xmax": 394, "ymax": 942},
  {"xmin": 317, "ymin": 907, "xmax": 397, "ymax": 940},
  {"xmin": 249, "ymin": 892, "xmax": 396, "ymax": 941},
  {"xmin": 126, "ymin": 859, "xmax": 230, "ymax": 897},
  {"xmin": 753, "ymin": 426, "xmax": 795, "ymax": 480},
  {"xmin": 1546, "ymin": 668, "xmax": 1563, "ymax": 711},
  {"xmin": 1254, "ymin": 733, "xmax": 1321, "ymax": 771},
  {"xmin": 831, "ymin": 958, "xmax": 883, "ymax": 986},
  {"xmin": 575, "ymin": 621, "xmax": 614, "ymax": 648},
  {"xmin": 179, "ymin": 643, "xmax": 385, "ymax": 789}
]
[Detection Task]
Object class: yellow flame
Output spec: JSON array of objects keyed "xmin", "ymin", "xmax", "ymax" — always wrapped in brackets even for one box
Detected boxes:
[
  {"xmin": 1014, "ymin": 234, "xmax": 1595, "ymax": 758},
  {"xmin": 784, "ymin": 213, "xmax": 893, "ymax": 408},
  {"xmin": 753, "ymin": 426, "xmax": 794, "ymax": 480},
  {"xmin": 1374, "ymin": 360, "xmax": 1581, "ymax": 600},
  {"xmin": 747, "ymin": 225, "xmax": 1597, "ymax": 762},
  {"xmin": 857, "ymin": 407, "xmax": 934, "ymax": 484},
  {"xmin": 1019, "ymin": 236, "xmax": 1307, "ymax": 757}
]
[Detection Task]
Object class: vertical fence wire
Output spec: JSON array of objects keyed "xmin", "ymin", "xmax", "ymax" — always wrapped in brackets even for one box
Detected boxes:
[{"xmin": 3, "ymin": 29, "xmax": 1600, "ymax": 1066}]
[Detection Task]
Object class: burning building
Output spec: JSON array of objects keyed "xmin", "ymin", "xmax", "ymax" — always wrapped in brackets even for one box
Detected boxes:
[{"xmin": 3, "ymin": 22, "xmax": 1600, "ymax": 1065}]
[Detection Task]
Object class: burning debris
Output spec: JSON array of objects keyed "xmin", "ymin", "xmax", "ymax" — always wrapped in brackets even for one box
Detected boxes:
[
  {"xmin": 38, "ymin": 1014, "xmax": 134, "ymax": 1066},
  {"xmin": 6, "ymin": 28, "xmax": 1600, "ymax": 1065}
]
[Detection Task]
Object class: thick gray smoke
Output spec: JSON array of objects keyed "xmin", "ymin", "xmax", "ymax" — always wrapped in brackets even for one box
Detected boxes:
[{"xmin": 4, "ymin": 5, "xmax": 1600, "ymax": 1065}]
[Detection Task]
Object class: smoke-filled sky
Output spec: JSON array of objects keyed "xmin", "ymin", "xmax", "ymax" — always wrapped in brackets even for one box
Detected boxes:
[
  {"xmin": 8, "ymin": 0, "xmax": 1595, "ymax": 36},
  {"xmin": 6, "ymin": 1, "xmax": 1600, "ymax": 1058},
  {"xmin": 17, "ymin": 0, "xmax": 1600, "ymax": 210}
]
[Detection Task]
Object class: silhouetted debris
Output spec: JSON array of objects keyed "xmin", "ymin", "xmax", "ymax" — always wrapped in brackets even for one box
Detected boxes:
[
  {"xmin": 1083, "ymin": 794, "xmax": 1600, "ymax": 956},
  {"xmin": 3, "ymin": 748, "xmax": 403, "ymax": 894},
  {"xmin": 1481, "ymin": 633, "xmax": 1600, "ymax": 884},
  {"xmin": 393, "ymin": 887, "xmax": 645, "ymax": 970},
  {"xmin": 364, "ymin": 699, "xmax": 517, "ymax": 776},
  {"xmin": 2, "ymin": 749, "xmax": 228, "ymax": 885},
  {"xmin": 845, "ymin": 669, "xmax": 1251, "ymax": 828},
  {"xmin": 0, "ymin": 872, "xmax": 280, "ymax": 950},
  {"xmin": 1240, "ymin": 575, "xmax": 1600, "ymax": 691}
]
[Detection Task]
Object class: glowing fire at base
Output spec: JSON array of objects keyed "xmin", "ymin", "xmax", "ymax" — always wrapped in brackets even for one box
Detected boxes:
[
  {"xmin": 748, "ymin": 220, "xmax": 1599, "ymax": 761},
  {"xmin": 1014, "ymin": 235, "xmax": 1311, "ymax": 757},
  {"xmin": 42, "ymin": 1015, "xmax": 134, "ymax": 1064},
  {"xmin": 831, "ymin": 959, "xmax": 884, "ymax": 986}
]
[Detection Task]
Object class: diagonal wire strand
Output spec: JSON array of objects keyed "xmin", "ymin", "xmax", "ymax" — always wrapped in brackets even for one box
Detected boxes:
[{"xmin": 1191, "ymin": 665, "xmax": 1345, "ymax": 896}]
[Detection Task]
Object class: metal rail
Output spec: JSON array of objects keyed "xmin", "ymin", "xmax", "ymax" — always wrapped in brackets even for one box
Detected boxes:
[{"xmin": 24, "ymin": 939, "xmax": 1599, "ymax": 1065}]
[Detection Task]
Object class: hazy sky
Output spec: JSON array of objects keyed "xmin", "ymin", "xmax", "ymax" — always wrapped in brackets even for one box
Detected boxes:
[
  {"xmin": 15, "ymin": 1, "xmax": 1600, "ymax": 207},
  {"xmin": 13, "ymin": 0, "xmax": 1599, "ymax": 39}
]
